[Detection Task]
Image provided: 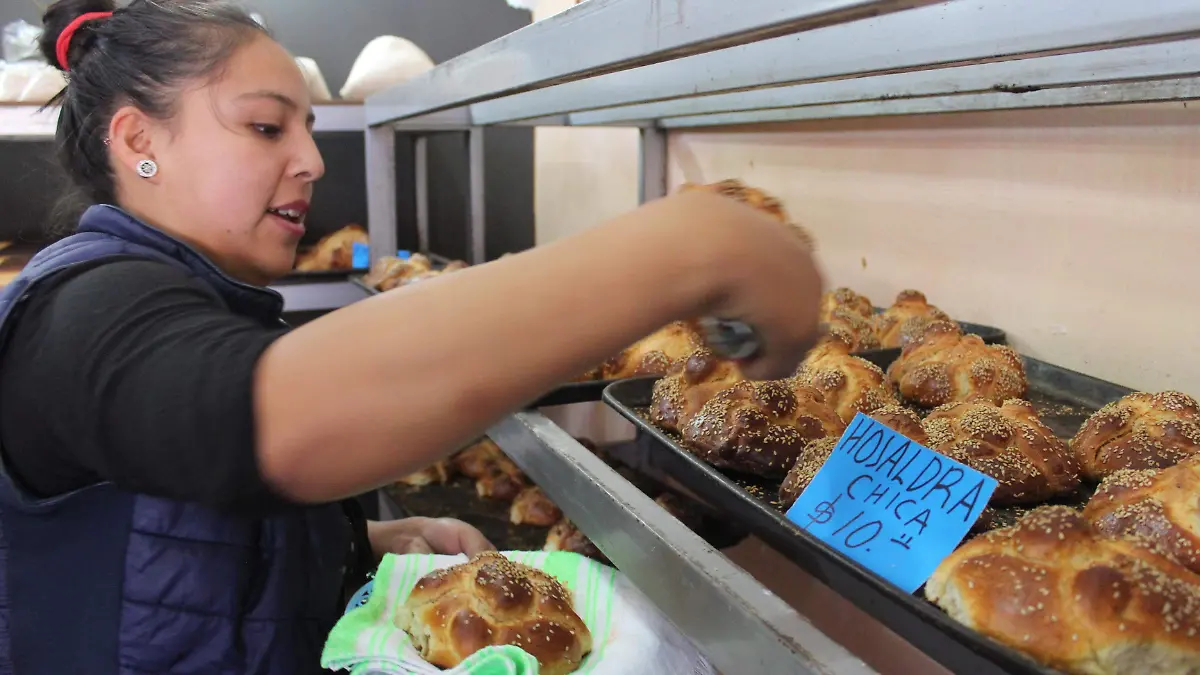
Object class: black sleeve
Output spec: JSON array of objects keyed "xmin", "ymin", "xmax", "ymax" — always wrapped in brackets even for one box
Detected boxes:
[{"xmin": 0, "ymin": 258, "xmax": 291, "ymax": 513}]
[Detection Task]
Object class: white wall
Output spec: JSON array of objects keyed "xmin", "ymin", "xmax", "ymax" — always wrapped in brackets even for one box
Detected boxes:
[
  {"xmin": 667, "ymin": 104, "xmax": 1200, "ymax": 394},
  {"xmin": 537, "ymin": 102, "xmax": 1200, "ymax": 395}
]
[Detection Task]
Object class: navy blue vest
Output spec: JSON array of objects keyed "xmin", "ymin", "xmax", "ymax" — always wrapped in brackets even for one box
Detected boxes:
[{"xmin": 0, "ymin": 205, "xmax": 359, "ymax": 674}]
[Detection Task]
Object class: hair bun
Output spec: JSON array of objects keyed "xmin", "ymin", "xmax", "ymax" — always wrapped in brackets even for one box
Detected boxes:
[{"xmin": 39, "ymin": 0, "xmax": 117, "ymax": 71}]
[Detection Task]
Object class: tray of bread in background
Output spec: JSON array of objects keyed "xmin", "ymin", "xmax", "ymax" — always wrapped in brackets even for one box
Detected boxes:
[
  {"xmin": 282, "ymin": 223, "xmax": 371, "ymax": 280},
  {"xmin": 602, "ymin": 310, "xmax": 1200, "ymax": 675},
  {"xmin": 351, "ymin": 250, "xmax": 471, "ymax": 294},
  {"xmin": 384, "ymin": 436, "xmax": 748, "ymax": 560}
]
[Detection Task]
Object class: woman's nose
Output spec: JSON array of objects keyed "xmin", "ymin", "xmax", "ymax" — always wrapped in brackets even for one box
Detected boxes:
[{"xmin": 292, "ymin": 131, "xmax": 326, "ymax": 182}]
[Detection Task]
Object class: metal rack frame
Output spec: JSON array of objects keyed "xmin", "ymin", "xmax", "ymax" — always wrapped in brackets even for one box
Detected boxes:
[{"xmin": 360, "ymin": 2, "xmax": 1200, "ymax": 672}]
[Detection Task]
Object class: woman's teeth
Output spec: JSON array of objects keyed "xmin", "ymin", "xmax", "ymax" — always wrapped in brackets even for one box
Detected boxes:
[{"xmin": 267, "ymin": 207, "xmax": 303, "ymax": 223}]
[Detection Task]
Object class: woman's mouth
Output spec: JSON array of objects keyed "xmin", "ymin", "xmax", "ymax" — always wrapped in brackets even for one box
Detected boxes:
[{"xmin": 266, "ymin": 201, "xmax": 308, "ymax": 236}]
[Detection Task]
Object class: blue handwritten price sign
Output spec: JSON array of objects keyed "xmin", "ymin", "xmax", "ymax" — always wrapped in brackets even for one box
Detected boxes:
[
  {"xmin": 351, "ymin": 242, "xmax": 369, "ymax": 270},
  {"xmin": 785, "ymin": 412, "xmax": 997, "ymax": 593}
]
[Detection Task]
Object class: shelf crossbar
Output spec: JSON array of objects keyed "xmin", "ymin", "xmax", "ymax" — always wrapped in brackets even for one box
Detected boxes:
[
  {"xmin": 465, "ymin": 0, "xmax": 1200, "ymax": 126},
  {"xmin": 363, "ymin": 0, "xmax": 945, "ymax": 126},
  {"xmin": 570, "ymin": 39, "xmax": 1200, "ymax": 126},
  {"xmin": 661, "ymin": 76, "xmax": 1200, "ymax": 127}
]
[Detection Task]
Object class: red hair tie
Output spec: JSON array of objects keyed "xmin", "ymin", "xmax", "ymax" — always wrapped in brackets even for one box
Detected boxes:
[{"xmin": 55, "ymin": 11, "xmax": 113, "ymax": 71}]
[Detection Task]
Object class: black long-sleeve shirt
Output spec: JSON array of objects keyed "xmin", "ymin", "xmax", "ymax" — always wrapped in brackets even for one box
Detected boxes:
[{"xmin": 0, "ymin": 259, "xmax": 289, "ymax": 513}]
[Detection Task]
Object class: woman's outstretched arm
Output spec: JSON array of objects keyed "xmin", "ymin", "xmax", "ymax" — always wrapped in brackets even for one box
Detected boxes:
[{"xmin": 254, "ymin": 191, "xmax": 823, "ymax": 503}]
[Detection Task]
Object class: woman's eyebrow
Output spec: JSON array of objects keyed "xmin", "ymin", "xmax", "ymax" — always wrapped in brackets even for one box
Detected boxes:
[{"xmin": 237, "ymin": 90, "xmax": 316, "ymax": 124}]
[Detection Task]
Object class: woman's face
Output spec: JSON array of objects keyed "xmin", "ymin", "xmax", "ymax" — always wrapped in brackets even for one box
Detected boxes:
[{"xmin": 124, "ymin": 34, "xmax": 325, "ymax": 285}]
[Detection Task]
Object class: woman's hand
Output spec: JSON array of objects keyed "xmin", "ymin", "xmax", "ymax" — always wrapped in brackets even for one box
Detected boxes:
[
  {"xmin": 663, "ymin": 190, "xmax": 825, "ymax": 381},
  {"xmin": 366, "ymin": 517, "xmax": 495, "ymax": 560}
]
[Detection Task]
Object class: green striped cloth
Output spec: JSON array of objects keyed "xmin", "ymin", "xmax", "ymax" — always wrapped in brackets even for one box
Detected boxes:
[{"xmin": 322, "ymin": 551, "xmax": 619, "ymax": 675}]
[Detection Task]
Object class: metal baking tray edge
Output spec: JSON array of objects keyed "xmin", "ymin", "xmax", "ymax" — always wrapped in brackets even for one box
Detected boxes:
[{"xmin": 601, "ymin": 358, "xmax": 1135, "ymax": 675}]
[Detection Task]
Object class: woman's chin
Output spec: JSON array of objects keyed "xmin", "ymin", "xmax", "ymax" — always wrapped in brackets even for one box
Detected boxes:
[{"xmin": 242, "ymin": 258, "xmax": 296, "ymax": 287}]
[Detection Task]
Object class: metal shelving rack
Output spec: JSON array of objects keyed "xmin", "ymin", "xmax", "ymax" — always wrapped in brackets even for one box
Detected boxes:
[
  {"xmin": 362, "ymin": 1, "xmax": 1200, "ymax": 673},
  {"xmin": 0, "ymin": 102, "xmax": 370, "ymax": 312}
]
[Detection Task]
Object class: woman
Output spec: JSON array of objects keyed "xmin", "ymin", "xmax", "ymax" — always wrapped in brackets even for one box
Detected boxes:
[{"xmin": 0, "ymin": 0, "xmax": 822, "ymax": 672}]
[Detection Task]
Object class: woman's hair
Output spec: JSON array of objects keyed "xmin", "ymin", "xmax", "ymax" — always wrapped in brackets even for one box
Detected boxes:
[{"xmin": 40, "ymin": 0, "xmax": 266, "ymax": 221}]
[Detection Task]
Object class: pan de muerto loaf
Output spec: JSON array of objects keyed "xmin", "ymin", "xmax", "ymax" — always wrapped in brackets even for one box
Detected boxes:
[
  {"xmin": 926, "ymin": 506, "xmax": 1200, "ymax": 675},
  {"xmin": 395, "ymin": 552, "xmax": 593, "ymax": 675},
  {"xmin": 888, "ymin": 320, "xmax": 1026, "ymax": 407},
  {"xmin": 1071, "ymin": 391, "xmax": 1200, "ymax": 480}
]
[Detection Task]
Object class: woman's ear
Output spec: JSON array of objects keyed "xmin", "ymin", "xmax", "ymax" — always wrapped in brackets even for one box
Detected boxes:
[{"xmin": 107, "ymin": 105, "xmax": 158, "ymax": 178}]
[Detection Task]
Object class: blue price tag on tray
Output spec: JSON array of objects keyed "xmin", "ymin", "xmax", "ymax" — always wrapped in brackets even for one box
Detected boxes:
[
  {"xmin": 351, "ymin": 242, "xmax": 369, "ymax": 270},
  {"xmin": 785, "ymin": 412, "xmax": 997, "ymax": 593}
]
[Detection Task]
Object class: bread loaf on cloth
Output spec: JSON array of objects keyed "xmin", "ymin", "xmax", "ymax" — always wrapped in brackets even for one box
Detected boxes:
[
  {"xmin": 396, "ymin": 552, "xmax": 591, "ymax": 675},
  {"xmin": 322, "ymin": 551, "xmax": 715, "ymax": 675}
]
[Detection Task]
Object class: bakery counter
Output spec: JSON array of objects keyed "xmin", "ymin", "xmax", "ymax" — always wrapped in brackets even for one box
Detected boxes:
[{"xmin": 487, "ymin": 411, "xmax": 876, "ymax": 675}]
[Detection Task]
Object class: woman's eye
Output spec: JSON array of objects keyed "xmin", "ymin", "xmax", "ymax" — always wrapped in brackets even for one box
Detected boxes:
[{"xmin": 252, "ymin": 123, "xmax": 283, "ymax": 139}]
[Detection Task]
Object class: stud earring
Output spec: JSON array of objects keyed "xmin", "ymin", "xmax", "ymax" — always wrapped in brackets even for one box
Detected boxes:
[{"xmin": 136, "ymin": 159, "xmax": 158, "ymax": 179}]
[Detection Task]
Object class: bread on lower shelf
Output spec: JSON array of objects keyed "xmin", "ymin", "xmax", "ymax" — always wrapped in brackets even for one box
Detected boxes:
[
  {"xmin": 510, "ymin": 486, "xmax": 563, "ymax": 527},
  {"xmin": 544, "ymin": 519, "xmax": 610, "ymax": 565},
  {"xmin": 926, "ymin": 506, "xmax": 1200, "ymax": 675},
  {"xmin": 1070, "ymin": 391, "xmax": 1200, "ymax": 480},
  {"xmin": 445, "ymin": 438, "xmax": 529, "ymax": 502},
  {"xmin": 397, "ymin": 460, "xmax": 455, "ymax": 487},
  {"xmin": 394, "ymin": 552, "xmax": 592, "ymax": 675}
]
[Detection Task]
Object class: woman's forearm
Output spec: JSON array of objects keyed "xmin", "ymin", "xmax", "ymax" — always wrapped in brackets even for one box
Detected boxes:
[{"xmin": 254, "ymin": 194, "xmax": 728, "ymax": 503}]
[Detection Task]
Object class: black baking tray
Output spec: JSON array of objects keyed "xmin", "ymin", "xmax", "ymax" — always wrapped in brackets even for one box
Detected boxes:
[
  {"xmin": 602, "ymin": 357, "xmax": 1134, "ymax": 675},
  {"xmin": 530, "ymin": 380, "xmax": 614, "ymax": 407},
  {"xmin": 349, "ymin": 253, "xmax": 461, "ymax": 295}
]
